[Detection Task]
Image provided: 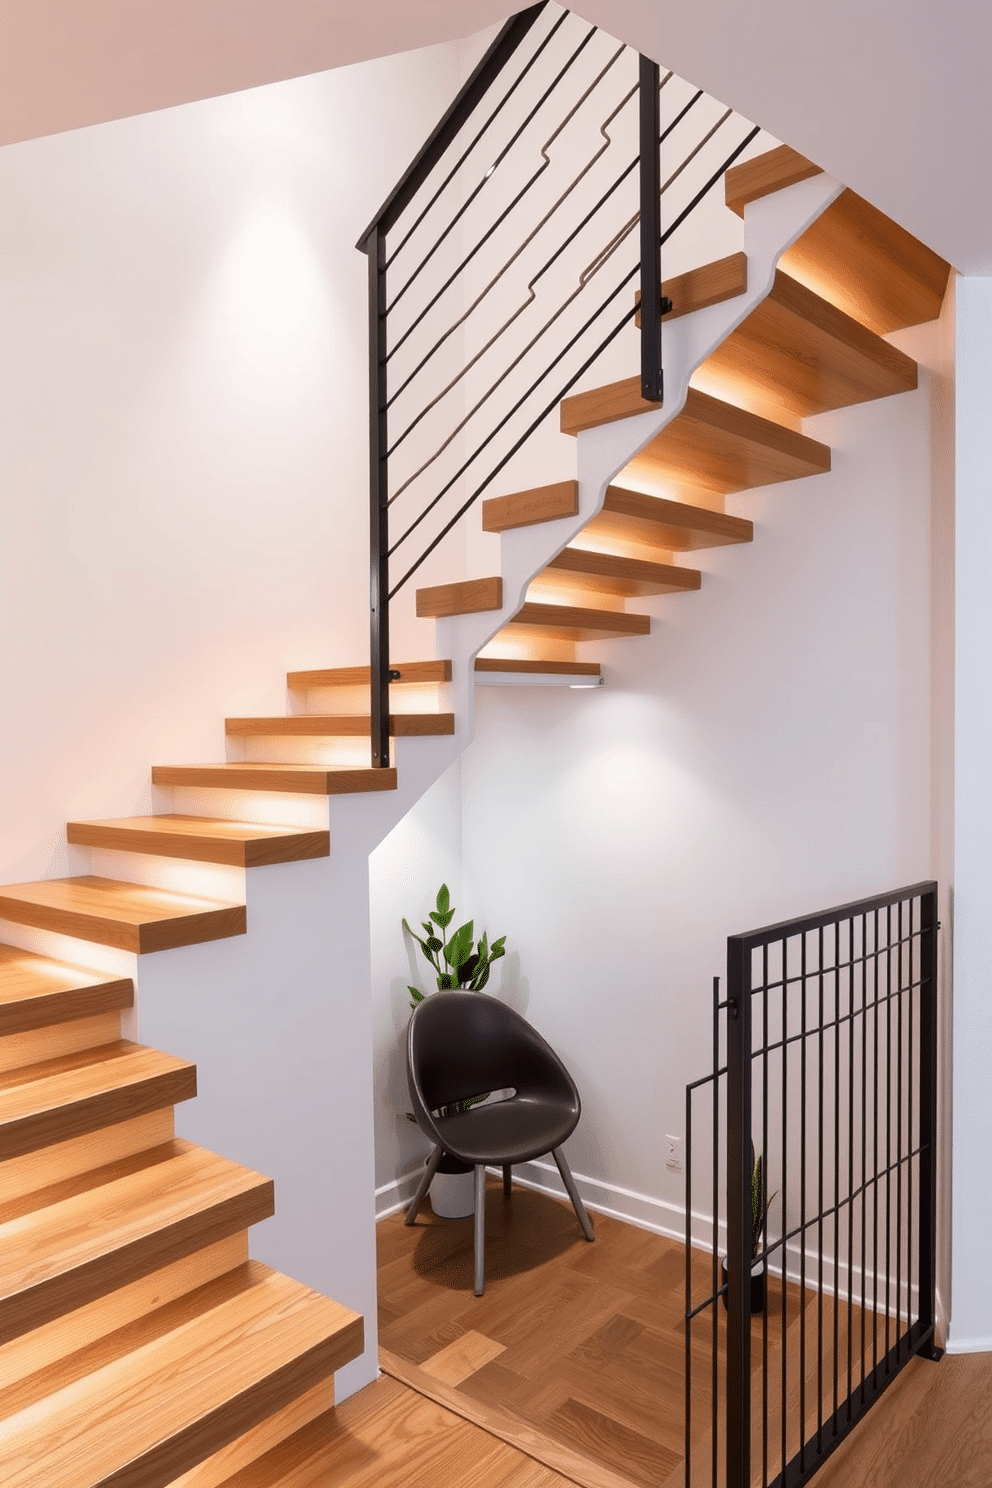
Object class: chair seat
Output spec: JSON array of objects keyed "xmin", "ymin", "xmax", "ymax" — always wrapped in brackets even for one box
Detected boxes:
[{"xmin": 434, "ymin": 1094, "xmax": 578, "ymax": 1167}]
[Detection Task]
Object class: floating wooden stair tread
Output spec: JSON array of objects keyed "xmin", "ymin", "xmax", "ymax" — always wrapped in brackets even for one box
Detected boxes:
[
  {"xmin": 66, "ymin": 816, "xmax": 330, "ymax": 868},
  {"xmin": 625, "ymin": 386, "xmax": 831, "ymax": 496},
  {"xmin": 586, "ymin": 487, "xmax": 753, "ymax": 553},
  {"xmin": 416, "ymin": 576, "xmax": 502, "ymax": 619},
  {"xmin": 482, "ymin": 480, "xmax": 578, "ymax": 532},
  {"xmin": 501, "ymin": 602, "xmax": 650, "ymax": 643},
  {"xmin": 696, "ymin": 269, "xmax": 918, "ymax": 418},
  {"xmin": 634, "ymin": 251, "xmax": 748, "ymax": 324},
  {"xmin": 474, "ymin": 657, "xmax": 601, "ymax": 676},
  {"xmin": 542, "ymin": 547, "xmax": 701, "ymax": 598},
  {"xmin": 0, "ymin": 1040, "xmax": 196, "ymax": 1160},
  {"xmin": 0, "ymin": 876, "xmax": 246, "ymax": 954},
  {"xmin": 0, "ymin": 1139, "xmax": 274, "ymax": 1342},
  {"xmin": 0, "ymin": 944, "xmax": 133, "ymax": 1036},
  {"xmin": 224, "ymin": 713, "xmax": 454, "ymax": 738},
  {"xmin": 287, "ymin": 659, "xmax": 451, "ymax": 688},
  {"xmin": 151, "ymin": 763, "xmax": 397, "ymax": 795},
  {"xmin": 725, "ymin": 145, "xmax": 951, "ymax": 334},
  {"xmin": 0, "ymin": 1260, "xmax": 363, "ymax": 1488}
]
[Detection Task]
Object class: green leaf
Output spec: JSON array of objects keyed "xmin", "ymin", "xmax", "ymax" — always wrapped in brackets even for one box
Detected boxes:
[
  {"xmin": 425, "ymin": 935, "xmax": 443, "ymax": 954},
  {"xmin": 436, "ymin": 884, "xmax": 450, "ymax": 915},
  {"xmin": 490, "ymin": 936, "xmax": 506, "ymax": 957},
  {"xmin": 429, "ymin": 907, "xmax": 456, "ymax": 929},
  {"xmin": 408, "ymin": 986, "xmax": 425, "ymax": 1005},
  {"xmin": 471, "ymin": 962, "xmax": 491, "ymax": 991},
  {"xmin": 438, "ymin": 971, "xmax": 455, "ymax": 990},
  {"xmin": 444, "ymin": 921, "xmax": 474, "ymax": 968}
]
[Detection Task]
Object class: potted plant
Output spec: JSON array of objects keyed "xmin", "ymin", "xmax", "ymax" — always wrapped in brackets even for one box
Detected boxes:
[
  {"xmin": 722, "ymin": 1143, "xmax": 775, "ymax": 1313},
  {"xmin": 402, "ymin": 884, "xmax": 506, "ymax": 1218}
]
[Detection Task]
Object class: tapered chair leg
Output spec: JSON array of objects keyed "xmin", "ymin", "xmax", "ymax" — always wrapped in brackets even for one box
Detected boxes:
[
  {"xmin": 474, "ymin": 1163, "xmax": 487, "ymax": 1295},
  {"xmin": 552, "ymin": 1146, "xmax": 595, "ymax": 1241},
  {"xmin": 405, "ymin": 1144, "xmax": 443, "ymax": 1226},
  {"xmin": 503, "ymin": 1164, "xmax": 512, "ymax": 1197}
]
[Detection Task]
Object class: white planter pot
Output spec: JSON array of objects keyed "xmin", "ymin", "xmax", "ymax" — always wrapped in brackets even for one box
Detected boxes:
[{"xmin": 430, "ymin": 1166, "xmax": 475, "ymax": 1219}]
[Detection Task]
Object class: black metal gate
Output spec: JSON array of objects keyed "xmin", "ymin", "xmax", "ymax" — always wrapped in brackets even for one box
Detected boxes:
[{"xmin": 685, "ymin": 882, "xmax": 940, "ymax": 1488}]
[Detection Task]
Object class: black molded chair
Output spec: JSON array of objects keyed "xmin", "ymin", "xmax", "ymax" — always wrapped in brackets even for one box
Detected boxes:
[{"xmin": 404, "ymin": 991, "xmax": 594, "ymax": 1294}]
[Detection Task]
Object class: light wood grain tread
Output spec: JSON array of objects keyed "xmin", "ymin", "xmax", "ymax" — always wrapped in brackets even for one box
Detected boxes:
[
  {"xmin": 416, "ymin": 577, "xmax": 502, "ymax": 619},
  {"xmin": 0, "ymin": 1039, "xmax": 196, "ymax": 1161},
  {"xmin": 0, "ymin": 944, "xmax": 133, "ymax": 1037},
  {"xmin": 586, "ymin": 486, "xmax": 753, "ymax": 554},
  {"xmin": 0, "ymin": 1260, "xmax": 364, "ymax": 1488},
  {"xmin": 474, "ymin": 658, "xmax": 602, "ymax": 677},
  {"xmin": 724, "ymin": 144, "xmax": 823, "ymax": 216},
  {"xmin": 541, "ymin": 548, "xmax": 701, "ymax": 598},
  {"xmin": 66, "ymin": 816, "xmax": 330, "ymax": 869},
  {"xmin": 287, "ymin": 659, "xmax": 451, "ymax": 688},
  {"xmin": 698, "ymin": 268, "xmax": 918, "ymax": 418},
  {"xmin": 224, "ymin": 714, "xmax": 455, "ymax": 739},
  {"xmin": 500, "ymin": 603, "xmax": 650, "ymax": 643},
  {"xmin": 151, "ymin": 763, "xmax": 398, "ymax": 795},
  {"xmin": 0, "ymin": 875, "xmax": 246, "ymax": 955},
  {"xmin": 482, "ymin": 481, "xmax": 579, "ymax": 533},
  {"xmin": 635, "ymin": 251, "xmax": 748, "ymax": 325},
  {"xmin": 0, "ymin": 1138, "xmax": 273, "ymax": 1343}
]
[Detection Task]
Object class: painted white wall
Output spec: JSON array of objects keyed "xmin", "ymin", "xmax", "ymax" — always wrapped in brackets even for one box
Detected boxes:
[{"xmin": 947, "ymin": 276, "xmax": 992, "ymax": 1353}]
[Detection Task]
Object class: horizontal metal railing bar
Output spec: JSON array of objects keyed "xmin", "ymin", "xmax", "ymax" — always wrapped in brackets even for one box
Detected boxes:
[
  {"xmin": 748, "ymin": 979, "xmax": 928, "ymax": 1056},
  {"xmin": 384, "ymin": 7, "xmax": 571, "ymax": 273},
  {"xmin": 384, "ymin": 61, "xmax": 637, "ymax": 418},
  {"xmin": 385, "ymin": 78, "xmax": 699, "ymax": 453},
  {"xmin": 730, "ymin": 883, "xmax": 937, "ymax": 954},
  {"xmin": 356, "ymin": 2, "xmax": 547, "ymax": 247},
  {"xmin": 755, "ymin": 1145, "xmax": 928, "ymax": 1261},
  {"xmin": 686, "ymin": 1066, "xmax": 727, "ymax": 1092},
  {"xmin": 388, "ymin": 284, "xmax": 638, "ymax": 596},
  {"xmin": 750, "ymin": 942, "xmax": 927, "ymax": 998},
  {"xmin": 384, "ymin": 21, "xmax": 601, "ymax": 327},
  {"xmin": 686, "ymin": 1286, "xmax": 728, "ymax": 1322}
]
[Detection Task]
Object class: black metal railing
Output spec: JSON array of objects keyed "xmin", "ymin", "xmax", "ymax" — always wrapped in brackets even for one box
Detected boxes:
[
  {"xmin": 686, "ymin": 883, "xmax": 941, "ymax": 1488},
  {"xmin": 359, "ymin": 1, "xmax": 760, "ymax": 765}
]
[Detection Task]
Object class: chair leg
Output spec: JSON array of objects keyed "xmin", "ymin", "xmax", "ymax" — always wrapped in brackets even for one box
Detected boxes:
[
  {"xmin": 552, "ymin": 1146, "xmax": 595, "ymax": 1241},
  {"xmin": 474, "ymin": 1163, "xmax": 487, "ymax": 1296},
  {"xmin": 503, "ymin": 1163, "xmax": 512, "ymax": 1198},
  {"xmin": 405, "ymin": 1144, "xmax": 443, "ymax": 1226}
]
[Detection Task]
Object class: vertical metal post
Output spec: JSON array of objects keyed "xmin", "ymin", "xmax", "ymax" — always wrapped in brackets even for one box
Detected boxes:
[
  {"xmin": 917, "ymin": 886, "xmax": 939, "ymax": 1350},
  {"xmin": 638, "ymin": 55, "xmax": 663, "ymax": 403},
  {"xmin": 367, "ymin": 226, "xmax": 390, "ymax": 768},
  {"xmin": 726, "ymin": 934, "xmax": 752, "ymax": 1488}
]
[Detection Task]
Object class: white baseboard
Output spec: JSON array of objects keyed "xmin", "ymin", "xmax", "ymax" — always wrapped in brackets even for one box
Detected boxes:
[{"xmin": 375, "ymin": 1169, "xmax": 421, "ymax": 1221}]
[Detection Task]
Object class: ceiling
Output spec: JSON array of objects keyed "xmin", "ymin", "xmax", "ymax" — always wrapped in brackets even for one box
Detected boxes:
[{"xmin": 3, "ymin": 0, "xmax": 989, "ymax": 273}]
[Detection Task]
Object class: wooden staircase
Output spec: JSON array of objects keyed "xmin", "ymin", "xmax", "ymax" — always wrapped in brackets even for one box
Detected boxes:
[
  {"xmin": 0, "ymin": 143, "xmax": 950, "ymax": 1483},
  {"xmin": 0, "ymin": 944, "xmax": 363, "ymax": 1487}
]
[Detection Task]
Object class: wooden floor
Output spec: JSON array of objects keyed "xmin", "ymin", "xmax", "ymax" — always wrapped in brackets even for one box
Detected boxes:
[{"xmin": 371, "ymin": 1179, "xmax": 992, "ymax": 1488}]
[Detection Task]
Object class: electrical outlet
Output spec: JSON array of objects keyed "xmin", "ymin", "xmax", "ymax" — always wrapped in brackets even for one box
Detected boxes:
[{"xmin": 665, "ymin": 1135, "xmax": 684, "ymax": 1171}]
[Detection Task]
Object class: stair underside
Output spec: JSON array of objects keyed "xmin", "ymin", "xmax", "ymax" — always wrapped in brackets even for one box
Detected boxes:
[
  {"xmin": 696, "ymin": 268, "xmax": 919, "ymax": 419},
  {"xmin": 725, "ymin": 145, "xmax": 951, "ymax": 335},
  {"xmin": 150, "ymin": 763, "xmax": 398, "ymax": 795},
  {"xmin": 0, "ymin": 1040, "xmax": 196, "ymax": 1160},
  {"xmin": 499, "ymin": 602, "xmax": 651, "ymax": 643},
  {"xmin": 0, "ymin": 944, "xmax": 133, "ymax": 1036},
  {"xmin": 287, "ymin": 659, "xmax": 451, "ymax": 688},
  {"xmin": 224, "ymin": 713, "xmax": 455, "ymax": 738},
  {"xmin": 0, "ymin": 876, "xmax": 246, "ymax": 954},
  {"xmin": 585, "ymin": 486, "xmax": 753, "ymax": 554},
  {"xmin": 540, "ymin": 547, "xmax": 701, "ymax": 598},
  {"xmin": 67, "ymin": 816, "xmax": 330, "ymax": 868},
  {"xmin": 0, "ymin": 1138, "xmax": 274, "ymax": 1342},
  {"xmin": 0, "ymin": 1260, "xmax": 363, "ymax": 1488}
]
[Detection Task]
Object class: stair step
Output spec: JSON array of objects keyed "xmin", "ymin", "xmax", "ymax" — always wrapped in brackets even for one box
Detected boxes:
[
  {"xmin": 287, "ymin": 659, "xmax": 451, "ymax": 688},
  {"xmin": 482, "ymin": 480, "xmax": 578, "ymax": 533},
  {"xmin": 474, "ymin": 658, "xmax": 602, "ymax": 678},
  {"xmin": 586, "ymin": 487, "xmax": 753, "ymax": 554},
  {"xmin": 541, "ymin": 547, "xmax": 701, "ymax": 598},
  {"xmin": 224, "ymin": 714, "xmax": 455, "ymax": 739},
  {"xmin": 500, "ymin": 602, "xmax": 651, "ymax": 643},
  {"xmin": 725, "ymin": 145, "xmax": 950, "ymax": 334},
  {"xmin": 635, "ymin": 251, "xmax": 748, "ymax": 325},
  {"xmin": 66, "ymin": 816, "xmax": 330, "ymax": 868},
  {"xmin": 0, "ymin": 944, "xmax": 133, "ymax": 1037},
  {"xmin": 416, "ymin": 576, "xmax": 502, "ymax": 619},
  {"xmin": 626, "ymin": 387, "xmax": 831, "ymax": 496},
  {"xmin": 561, "ymin": 383, "xmax": 831, "ymax": 496},
  {"xmin": 151, "ymin": 763, "xmax": 398, "ymax": 795},
  {"xmin": 696, "ymin": 268, "xmax": 918, "ymax": 418},
  {"xmin": 0, "ymin": 1040, "xmax": 196, "ymax": 1160},
  {"xmin": 0, "ymin": 1139, "xmax": 273, "ymax": 1343},
  {"xmin": 0, "ymin": 1260, "xmax": 363, "ymax": 1488},
  {"xmin": 0, "ymin": 876, "xmax": 246, "ymax": 954}
]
